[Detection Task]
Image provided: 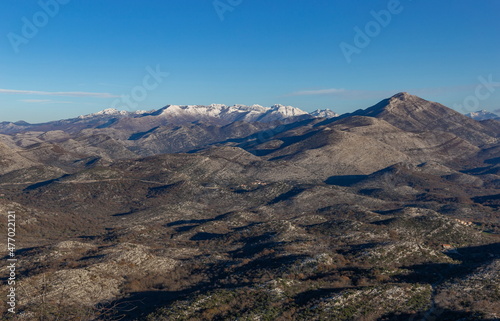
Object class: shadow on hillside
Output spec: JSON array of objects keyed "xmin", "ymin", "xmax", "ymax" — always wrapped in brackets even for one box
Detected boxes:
[
  {"xmin": 23, "ymin": 174, "xmax": 70, "ymax": 191},
  {"xmin": 228, "ymin": 231, "xmax": 280, "ymax": 258},
  {"xmin": 291, "ymin": 243, "xmax": 500, "ymax": 320},
  {"xmin": 294, "ymin": 287, "xmax": 351, "ymax": 306},
  {"xmin": 187, "ymin": 118, "xmax": 317, "ymax": 155},
  {"xmin": 338, "ymin": 242, "xmax": 380, "ymax": 255},
  {"xmin": 164, "ymin": 212, "xmax": 231, "ymax": 232},
  {"xmin": 485, "ymin": 156, "xmax": 500, "ymax": 165},
  {"xmin": 268, "ymin": 187, "xmax": 305, "ymax": 204},
  {"xmin": 190, "ymin": 232, "xmax": 225, "ymax": 241},
  {"xmin": 263, "ymin": 129, "xmax": 324, "ymax": 158},
  {"xmin": 108, "ymin": 288, "xmax": 202, "ymax": 320},
  {"xmin": 103, "ymin": 241, "xmax": 498, "ymax": 320},
  {"xmin": 111, "ymin": 244, "xmax": 282, "ymax": 319},
  {"xmin": 378, "ymin": 308, "xmax": 492, "ymax": 321},
  {"xmin": 112, "ymin": 210, "xmax": 135, "ymax": 217},
  {"xmin": 472, "ymin": 193, "xmax": 500, "ymax": 209},
  {"xmin": 106, "ymin": 253, "xmax": 308, "ymax": 320},
  {"xmin": 397, "ymin": 242, "xmax": 499, "ymax": 285},
  {"xmin": 325, "ymin": 175, "xmax": 366, "ymax": 186},
  {"xmin": 128, "ymin": 126, "xmax": 159, "ymax": 140}
]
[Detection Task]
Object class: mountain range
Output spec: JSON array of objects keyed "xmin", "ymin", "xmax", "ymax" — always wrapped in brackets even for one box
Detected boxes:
[
  {"xmin": 465, "ymin": 109, "xmax": 500, "ymax": 121},
  {"xmin": 0, "ymin": 103, "xmax": 338, "ymax": 135},
  {"xmin": 0, "ymin": 93, "xmax": 499, "ymax": 320}
]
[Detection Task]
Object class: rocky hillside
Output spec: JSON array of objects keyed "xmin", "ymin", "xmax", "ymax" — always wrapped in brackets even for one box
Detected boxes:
[{"xmin": 0, "ymin": 93, "xmax": 499, "ymax": 320}]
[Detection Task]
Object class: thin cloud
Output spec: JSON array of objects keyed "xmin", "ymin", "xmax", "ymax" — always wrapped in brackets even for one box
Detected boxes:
[
  {"xmin": 19, "ymin": 99, "xmax": 52, "ymax": 103},
  {"xmin": 0, "ymin": 88, "xmax": 118, "ymax": 98},
  {"xmin": 19, "ymin": 99, "xmax": 73, "ymax": 104},
  {"xmin": 288, "ymin": 88, "xmax": 346, "ymax": 96}
]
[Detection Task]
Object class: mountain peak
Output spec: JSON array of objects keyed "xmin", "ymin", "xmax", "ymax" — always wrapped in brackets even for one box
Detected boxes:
[
  {"xmin": 310, "ymin": 109, "xmax": 339, "ymax": 118},
  {"xmin": 387, "ymin": 92, "xmax": 423, "ymax": 105},
  {"xmin": 465, "ymin": 110, "xmax": 499, "ymax": 121},
  {"xmin": 79, "ymin": 108, "xmax": 151, "ymax": 119},
  {"xmin": 351, "ymin": 92, "xmax": 498, "ymax": 145},
  {"xmin": 390, "ymin": 92, "xmax": 413, "ymax": 99},
  {"xmin": 96, "ymin": 108, "xmax": 127, "ymax": 115},
  {"xmin": 13, "ymin": 120, "xmax": 31, "ymax": 126}
]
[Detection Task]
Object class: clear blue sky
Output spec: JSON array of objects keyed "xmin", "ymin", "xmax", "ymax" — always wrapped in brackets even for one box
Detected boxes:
[{"xmin": 1, "ymin": 0, "xmax": 499, "ymax": 123}]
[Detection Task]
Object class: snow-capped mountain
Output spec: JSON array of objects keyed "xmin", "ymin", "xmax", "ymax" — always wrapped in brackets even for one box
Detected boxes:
[
  {"xmin": 74, "ymin": 104, "xmax": 340, "ymax": 124},
  {"xmin": 0, "ymin": 104, "xmax": 339, "ymax": 135},
  {"xmin": 153, "ymin": 104, "xmax": 310, "ymax": 124},
  {"xmin": 310, "ymin": 109, "xmax": 339, "ymax": 118},
  {"xmin": 79, "ymin": 108, "xmax": 150, "ymax": 119},
  {"xmin": 465, "ymin": 110, "xmax": 499, "ymax": 121}
]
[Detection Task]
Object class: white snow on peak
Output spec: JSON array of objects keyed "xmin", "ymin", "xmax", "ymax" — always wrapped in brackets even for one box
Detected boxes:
[
  {"xmin": 79, "ymin": 108, "xmax": 129, "ymax": 119},
  {"xmin": 270, "ymin": 104, "xmax": 308, "ymax": 116},
  {"xmin": 78, "ymin": 108, "xmax": 153, "ymax": 119},
  {"xmin": 79, "ymin": 104, "xmax": 339, "ymax": 123},
  {"xmin": 310, "ymin": 109, "xmax": 340, "ymax": 118},
  {"xmin": 96, "ymin": 108, "xmax": 128, "ymax": 115},
  {"xmin": 156, "ymin": 104, "xmax": 309, "ymax": 123},
  {"xmin": 209, "ymin": 104, "xmax": 227, "ymax": 109},
  {"xmin": 465, "ymin": 109, "xmax": 499, "ymax": 121}
]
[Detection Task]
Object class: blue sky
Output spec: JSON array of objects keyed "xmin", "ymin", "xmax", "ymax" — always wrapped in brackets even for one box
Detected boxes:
[{"xmin": 0, "ymin": 0, "xmax": 499, "ymax": 123}]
